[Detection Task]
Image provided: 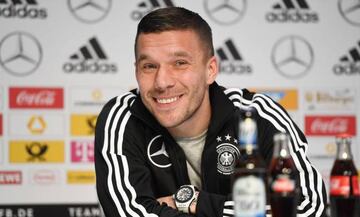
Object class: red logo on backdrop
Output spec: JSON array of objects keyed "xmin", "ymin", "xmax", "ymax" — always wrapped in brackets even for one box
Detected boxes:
[
  {"xmin": 305, "ymin": 116, "xmax": 356, "ymax": 136},
  {"xmin": 9, "ymin": 87, "xmax": 64, "ymax": 109},
  {"xmin": 0, "ymin": 114, "xmax": 2, "ymax": 136},
  {"xmin": 0, "ymin": 171, "xmax": 22, "ymax": 184}
]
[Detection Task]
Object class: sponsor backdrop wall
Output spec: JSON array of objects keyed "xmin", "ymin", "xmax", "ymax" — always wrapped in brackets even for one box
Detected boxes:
[{"xmin": 0, "ymin": 0, "xmax": 359, "ymax": 216}]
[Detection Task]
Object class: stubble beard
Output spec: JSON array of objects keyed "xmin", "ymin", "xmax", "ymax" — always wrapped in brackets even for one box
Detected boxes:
[{"xmin": 144, "ymin": 87, "xmax": 207, "ymax": 130}]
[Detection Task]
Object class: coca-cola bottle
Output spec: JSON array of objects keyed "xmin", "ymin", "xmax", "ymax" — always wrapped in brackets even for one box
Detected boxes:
[
  {"xmin": 330, "ymin": 134, "xmax": 360, "ymax": 217},
  {"xmin": 268, "ymin": 132, "xmax": 299, "ymax": 217},
  {"xmin": 232, "ymin": 109, "xmax": 267, "ymax": 217}
]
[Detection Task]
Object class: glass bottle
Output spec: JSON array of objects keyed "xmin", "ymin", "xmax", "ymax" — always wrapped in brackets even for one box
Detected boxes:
[
  {"xmin": 330, "ymin": 134, "xmax": 360, "ymax": 217},
  {"xmin": 232, "ymin": 109, "xmax": 267, "ymax": 217},
  {"xmin": 268, "ymin": 132, "xmax": 299, "ymax": 217}
]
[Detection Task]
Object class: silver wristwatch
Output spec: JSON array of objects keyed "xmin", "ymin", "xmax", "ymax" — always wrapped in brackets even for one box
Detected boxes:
[{"xmin": 174, "ymin": 185, "xmax": 197, "ymax": 213}]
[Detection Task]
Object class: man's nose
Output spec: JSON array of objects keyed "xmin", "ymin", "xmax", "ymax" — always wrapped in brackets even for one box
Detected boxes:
[{"xmin": 154, "ymin": 65, "xmax": 175, "ymax": 90}]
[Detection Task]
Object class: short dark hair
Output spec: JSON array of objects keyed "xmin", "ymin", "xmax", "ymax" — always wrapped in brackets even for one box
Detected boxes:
[{"xmin": 134, "ymin": 7, "xmax": 214, "ymax": 59}]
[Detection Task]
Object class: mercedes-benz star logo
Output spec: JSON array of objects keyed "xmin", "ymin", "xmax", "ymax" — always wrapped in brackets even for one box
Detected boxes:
[
  {"xmin": 338, "ymin": 0, "xmax": 360, "ymax": 26},
  {"xmin": 204, "ymin": 0, "xmax": 247, "ymax": 25},
  {"xmin": 271, "ymin": 35, "xmax": 314, "ymax": 79},
  {"xmin": 0, "ymin": 31, "xmax": 42, "ymax": 77},
  {"xmin": 68, "ymin": 0, "xmax": 112, "ymax": 23},
  {"xmin": 147, "ymin": 135, "xmax": 171, "ymax": 168}
]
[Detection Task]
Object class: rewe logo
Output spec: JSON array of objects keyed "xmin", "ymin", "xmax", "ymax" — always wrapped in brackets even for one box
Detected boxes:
[
  {"xmin": 216, "ymin": 39, "xmax": 252, "ymax": 74},
  {"xmin": 131, "ymin": 0, "xmax": 174, "ymax": 20},
  {"xmin": 0, "ymin": 0, "xmax": 47, "ymax": 19},
  {"xmin": 0, "ymin": 171, "xmax": 22, "ymax": 184},
  {"xmin": 63, "ymin": 37, "xmax": 117, "ymax": 73},
  {"xmin": 333, "ymin": 40, "xmax": 360, "ymax": 75},
  {"xmin": 266, "ymin": 0, "xmax": 319, "ymax": 23}
]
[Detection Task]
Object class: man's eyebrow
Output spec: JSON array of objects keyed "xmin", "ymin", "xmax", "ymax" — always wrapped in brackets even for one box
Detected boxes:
[
  {"xmin": 173, "ymin": 51, "xmax": 191, "ymax": 58},
  {"xmin": 137, "ymin": 54, "xmax": 149, "ymax": 62},
  {"xmin": 173, "ymin": 51, "xmax": 194, "ymax": 61}
]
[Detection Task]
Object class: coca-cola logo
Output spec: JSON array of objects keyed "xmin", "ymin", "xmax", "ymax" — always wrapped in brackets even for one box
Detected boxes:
[
  {"xmin": 17, "ymin": 90, "xmax": 55, "ymax": 105},
  {"xmin": 9, "ymin": 87, "xmax": 64, "ymax": 109},
  {"xmin": 305, "ymin": 116, "xmax": 356, "ymax": 136}
]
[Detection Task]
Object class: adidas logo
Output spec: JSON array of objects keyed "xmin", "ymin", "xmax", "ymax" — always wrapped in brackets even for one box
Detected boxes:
[
  {"xmin": 0, "ymin": 0, "xmax": 47, "ymax": 19},
  {"xmin": 131, "ymin": 0, "xmax": 175, "ymax": 20},
  {"xmin": 70, "ymin": 37, "xmax": 107, "ymax": 61},
  {"xmin": 333, "ymin": 40, "xmax": 360, "ymax": 76},
  {"xmin": 216, "ymin": 39, "xmax": 252, "ymax": 74},
  {"xmin": 265, "ymin": 0, "xmax": 318, "ymax": 23},
  {"xmin": 63, "ymin": 37, "xmax": 117, "ymax": 74}
]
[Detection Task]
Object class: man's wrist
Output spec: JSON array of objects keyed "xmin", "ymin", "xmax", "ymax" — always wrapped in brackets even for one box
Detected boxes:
[
  {"xmin": 174, "ymin": 185, "xmax": 199, "ymax": 214},
  {"xmin": 189, "ymin": 191, "xmax": 199, "ymax": 214}
]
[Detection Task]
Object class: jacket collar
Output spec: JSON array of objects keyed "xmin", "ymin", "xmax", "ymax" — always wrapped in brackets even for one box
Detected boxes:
[{"xmin": 130, "ymin": 82, "xmax": 236, "ymax": 138}]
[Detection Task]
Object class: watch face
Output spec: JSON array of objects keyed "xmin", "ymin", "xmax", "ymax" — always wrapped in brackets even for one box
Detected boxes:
[{"xmin": 176, "ymin": 186, "xmax": 194, "ymax": 202}]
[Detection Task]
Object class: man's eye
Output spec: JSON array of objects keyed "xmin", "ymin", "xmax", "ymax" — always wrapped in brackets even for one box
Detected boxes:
[
  {"xmin": 175, "ymin": 60, "xmax": 188, "ymax": 67},
  {"xmin": 142, "ymin": 64, "xmax": 157, "ymax": 70}
]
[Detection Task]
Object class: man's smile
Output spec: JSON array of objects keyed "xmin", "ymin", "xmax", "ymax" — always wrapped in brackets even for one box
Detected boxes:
[{"xmin": 155, "ymin": 96, "xmax": 181, "ymax": 104}]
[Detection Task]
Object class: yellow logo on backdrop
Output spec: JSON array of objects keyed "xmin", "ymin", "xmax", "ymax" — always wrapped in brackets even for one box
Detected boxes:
[
  {"xmin": 27, "ymin": 115, "xmax": 47, "ymax": 134},
  {"xmin": 9, "ymin": 140, "xmax": 64, "ymax": 163},
  {"xmin": 92, "ymin": 89, "xmax": 103, "ymax": 101},
  {"xmin": 71, "ymin": 114, "xmax": 98, "ymax": 136},
  {"xmin": 251, "ymin": 89, "xmax": 298, "ymax": 110},
  {"xmin": 67, "ymin": 170, "xmax": 95, "ymax": 184}
]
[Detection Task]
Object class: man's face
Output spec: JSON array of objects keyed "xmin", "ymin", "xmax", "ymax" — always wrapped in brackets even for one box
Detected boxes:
[{"xmin": 135, "ymin": 30, "xmax": 217, "ymax": 133}]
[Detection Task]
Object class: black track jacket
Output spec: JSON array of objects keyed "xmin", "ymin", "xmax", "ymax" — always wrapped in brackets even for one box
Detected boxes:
[{"xmin": 95, "ymin": 82, "xmax": 327, "ymax": 217}]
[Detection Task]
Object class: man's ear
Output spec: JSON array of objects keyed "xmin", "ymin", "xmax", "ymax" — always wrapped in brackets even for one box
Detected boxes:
[{"xmin": 206, "ymin": 56, "xmax": 218, "ymax": 84}]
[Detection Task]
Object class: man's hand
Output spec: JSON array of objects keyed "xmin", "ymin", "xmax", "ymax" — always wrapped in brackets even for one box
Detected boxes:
[
  {"xmin": 157, "ymin": 195, "xmax": 176, "ymax": 209},
  {"xmin": 157, "ymin": 192, "xmax": 198, "ymax": 214}
]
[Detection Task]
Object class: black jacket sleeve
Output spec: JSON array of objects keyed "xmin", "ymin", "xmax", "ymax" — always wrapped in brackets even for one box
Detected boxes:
[{"xmin": 95, "ymin": 94, "xmax": 195, "ymax": 217}]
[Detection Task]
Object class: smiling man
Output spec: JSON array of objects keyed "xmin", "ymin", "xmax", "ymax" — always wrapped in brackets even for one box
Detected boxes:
[
  {"xmin": 95, "ymin": 7, "xmax": 327, "ymax": 217},
  {"xmin": 135, "ymin": 29, "xmax": 216, "ymax": 138}
]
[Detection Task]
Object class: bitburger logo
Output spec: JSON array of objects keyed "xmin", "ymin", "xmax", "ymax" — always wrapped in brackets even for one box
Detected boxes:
[
  {"xmin": 0, "ymin": 0, "xmax": 47, "ymax": 19},
  {"xmin": 131, "ymin": 0, "xmax": 174, "ymax": 20},
  {"xmin": 266, "ymin": 0, "xmax": 319, "ymax": 23},
  {"xmin": 333, "ymin": 40, "xmax": 360, "ymax": 75},
  {"xmin": 216, "ymin": 39, "xmax": 252, "ymax": 74},
  {"xmin": 63, "ymin": 37, "xmax": 117, "ymax": 73}
]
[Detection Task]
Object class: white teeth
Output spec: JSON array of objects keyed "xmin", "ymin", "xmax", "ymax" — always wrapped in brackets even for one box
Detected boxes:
[{"xmin": 157, "ymin": 97, "xmax": 179, "ymax": 104}]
